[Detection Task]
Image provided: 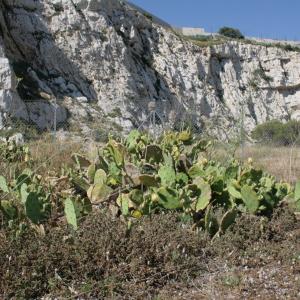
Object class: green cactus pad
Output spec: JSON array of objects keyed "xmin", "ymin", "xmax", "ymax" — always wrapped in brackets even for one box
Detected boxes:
[
  {"xmin": 188, "ymin": 164, "xmax": 205, "ymax": 179},
  {"xmin": 87, "ymin": 164, "xmax": 97, "ymax": 183},
  {"xmin": 25, "ymin": 192, "xmax": 44, "ymax": 224},
  {"xmin": 195, "ymin": 181, "xmax": 212, "ymax": 212},
  {"xmin": 64, "ymin": 198, "xmax": 78, "ymax": 231},
  {"xmin": 228, "ymin": 185, "xmax": 242, "ymax": 199},
  {"xmin": 0, "ymin": 176, "xmax": 9, "ymax": 193},
  {"xmin": 219, "ymin": 208, "xmax": 237, "ymax": 233},
  {"xmin": 20, "ymin": 183, "xmax": 29, "ymax": 204},
  {"xmin": 241, "ymin": 185, "xmax": 260, "ymax": 214},
  {"xmin": 126, "ymin": 130, "xmax": 141, "ymax": 152},
  {"xmin": 204, "ymin": 205, "xmax": 219, "ymax": 237},
  {"xmin": 107, "ymin": 140, "xmax": 126, "ymax": 167},
  {"xmin": 224, "ymin": 166, "xmax": 239, "ymax": 182},
  {"xmin": 129, "ymin": 189, "xmax": 144, "ymax": 205},
  {"xmin": 16, "ymin": 174, "xmax": 31, "ymax": 192},
  {"xmin": 157, "ymin": 187, "xmax": 181, "ymax": 210},
  {"xmin": 158, "ymin": 165, "xmax": 176, "ymax": 186},
  {"xmin": 145, "ymin": 145, "xmax": 163, "ymax": 164},
  {"xmin": 94, "ymin": 169, "xmax": 107, "ymax": 185},
  {"xmin": 87, "ymin": 183, "xmax": 113, "ymax": 203},
  {"xmin": 117, "ymin": 193, "xmax": 130, "ymax": 216},
  {"xmin": 176, "ymin": 172, "xmax": 189, "ymax": 185}
]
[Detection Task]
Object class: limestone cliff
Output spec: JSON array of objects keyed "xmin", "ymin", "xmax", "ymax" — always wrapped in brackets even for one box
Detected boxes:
[{"xmin": 0, "ymin": 0, "xmax": 300, "ymax": 139}]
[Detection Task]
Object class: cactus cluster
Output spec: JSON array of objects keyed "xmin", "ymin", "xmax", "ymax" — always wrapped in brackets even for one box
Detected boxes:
[
  {"xmin": 0, "ymin": 169, "xmax": 51, "ymax": 233},
  {"xmin": 61, "ymin": 130, "xmax": 295, "ymax": 236},
  {"xmin": 0, "ymin": 130, "xmax": 298, "ymax": 237}
]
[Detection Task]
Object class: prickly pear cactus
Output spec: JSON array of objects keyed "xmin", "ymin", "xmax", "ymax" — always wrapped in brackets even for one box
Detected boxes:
[
  {"xmin": 2, "ymin": 129, "xmax": 292, "ymax": 236},
  {"xmin": 158, "ymin": 165, "xmax": 176, "ymax": 186},
  {"xmin": 241, "ymin": 185, "xmax": 260, "ymax": 214},
  {"xmin": 157, "ymin": 187, "xmax": 181, "ymax": 210},
  {"xmin": 83, "ymin": 130, "xmax": 293, "ymax": 234},
  {"xmin": 0, "ymin": 176, "xmax": 9, "ymax": 193},
  {"xmin": 25, "ymin": 192, "xmax": 44, "ymax": 224},
  {"xmin": 64, "ymin": 198, "xmax": 78, "ymax": 231}
]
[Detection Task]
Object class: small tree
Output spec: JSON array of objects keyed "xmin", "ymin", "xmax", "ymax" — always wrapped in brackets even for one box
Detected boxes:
[{"xmin": 218, "ymin": 27, "xmax": 245, "ymax": 39}]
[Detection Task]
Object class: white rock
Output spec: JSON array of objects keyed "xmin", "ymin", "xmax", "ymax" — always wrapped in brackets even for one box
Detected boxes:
[
  {"xmin": 8, "ymin": 133, "xmax": 24, "ymax": 145},
  {"xmin": 0, "ymin": 0, "xmax": 299, "ymax": 140},
  {"xmin": 76, "ymin": 96, "xmax": 88, "ymax": 103}
]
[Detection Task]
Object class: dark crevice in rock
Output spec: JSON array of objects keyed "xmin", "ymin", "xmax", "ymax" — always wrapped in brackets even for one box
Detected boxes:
[
  {"xmin": 261, "ymin": 83, "xmax": 300, "ymax": 92},
  {"xmin": 0, "ymin": 3, "xmax": 27, "ymax": 60},
  {"xmin": 247, "ymin": 97, "xmax": 258, "ymax": 124},
  {"xmin": 1, "ymin": 1, "xmax": 97, "ymax": 101}
]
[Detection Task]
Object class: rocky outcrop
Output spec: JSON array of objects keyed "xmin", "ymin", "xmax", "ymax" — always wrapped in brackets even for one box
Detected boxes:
[
  {"xmin": 0, "ymin": 0, "xmax": 299, "ymax": 139},
  {"xmin": 0, "ymin": 34, "xmax": 29, "ymax": 129},
  {"xmin": 0, "ymin": 23, "xmax": 67, "ymax": 131}
]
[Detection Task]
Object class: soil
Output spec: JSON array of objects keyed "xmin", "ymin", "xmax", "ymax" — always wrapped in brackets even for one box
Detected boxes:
[{"xmin": 0, "ymin": 206, "xmax": 299, "ymax": 299}]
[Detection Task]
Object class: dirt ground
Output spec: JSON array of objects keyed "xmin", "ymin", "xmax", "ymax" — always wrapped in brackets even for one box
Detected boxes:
[
  {"xmin": 159, "ymin": 209, "xmax": 300, "ymax": 300},
  {"xmin": 1, "ymin": 206, "xmax": 299, "ymax": 299}
]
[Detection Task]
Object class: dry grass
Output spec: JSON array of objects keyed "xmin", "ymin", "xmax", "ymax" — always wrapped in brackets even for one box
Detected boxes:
[
  {"xmin": 210, "ymin": 142, "xmax": 300, "ymax": 184},
  {"xmin": 1, "ymin": 136, "xmax": 298, "ymax": 184},
  {"xmin": 237, "ymin": 145, "xmax": 300, "ymax": 183},
  {"xmin": 28, "ymin": 137, "xmax": 82, "ymax": 175},
  {"xmin": 0, "ymin": 136, "xmax": 83, "ymax": 182}
]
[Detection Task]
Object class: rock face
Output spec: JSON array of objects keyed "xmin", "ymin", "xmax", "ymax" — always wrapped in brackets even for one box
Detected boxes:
[
  {"xmin": 0, "ymin": 35, "xmax": 29, "ymax": 129},
  {"xmin": 0, "ymin": 0, "xmax": 300, "ymax": 139}
]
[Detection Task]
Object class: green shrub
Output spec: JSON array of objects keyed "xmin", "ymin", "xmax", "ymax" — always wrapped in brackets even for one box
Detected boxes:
[
  {"xmin": 251, "ymin": 120, "xmax": 300, "ymax": 145},
  {"xmin": 218, "ymin": 27, "xmax": 244, "ymax": 39}
]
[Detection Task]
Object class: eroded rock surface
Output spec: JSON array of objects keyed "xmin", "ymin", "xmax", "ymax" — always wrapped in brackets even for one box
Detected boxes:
[{"xmin": 0, "ymin": 0, "xmax": 299, "ymax": 138}]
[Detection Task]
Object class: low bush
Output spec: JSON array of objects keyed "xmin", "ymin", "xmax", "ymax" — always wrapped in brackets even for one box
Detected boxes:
[
  {"xmin": 218, "ymin": 27, "xmax": 245, "ymax": 39},
  {"xmin": 0, "ymin": 212, "xmax": 207, "ymax": 299},
  {"xmin": 251, "ymin": 120, "xmax": 300, "ymax": 145},
  {"xmin": 0, "ymin": 206, "xmax": 297, "ymax": 299}
]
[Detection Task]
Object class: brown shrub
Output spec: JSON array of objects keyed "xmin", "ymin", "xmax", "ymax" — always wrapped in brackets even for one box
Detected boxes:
[
  {"xmin": 0, "ymin": 212, "xmax": 208, "ymax": 299},
  {"xmin": 0, "ymin": 207, "xmax": 298, "ymax": 299}
]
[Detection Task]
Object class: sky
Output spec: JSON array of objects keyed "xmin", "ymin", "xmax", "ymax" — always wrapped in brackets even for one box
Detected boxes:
[{"xmin": 129, "ymin": 0, "xmax": 300, "ymax": 41}]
